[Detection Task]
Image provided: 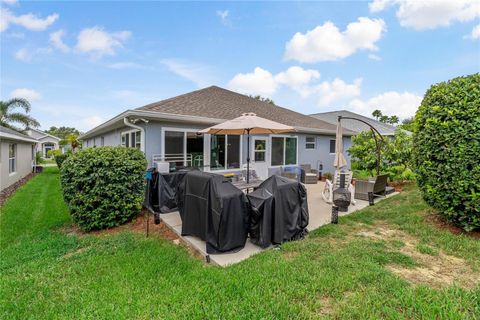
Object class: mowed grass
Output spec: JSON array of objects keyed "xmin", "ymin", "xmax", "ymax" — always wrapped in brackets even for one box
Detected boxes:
[{"xmin": 1, "ymin": 167, "xmax": 479, "ymax": 319}]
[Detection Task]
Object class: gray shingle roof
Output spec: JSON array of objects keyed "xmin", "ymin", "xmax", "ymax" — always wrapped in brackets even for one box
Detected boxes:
[
  {"xmin": 310, "ymin": 110, "xmax": 402, "ymax": 136},
  {"xmin": 0, "ymin": 125, "xmax": 32, "ymax": 139},
  {"xmin": 137, "ymin": 86, "xmax": 352, "ymax": 134}
]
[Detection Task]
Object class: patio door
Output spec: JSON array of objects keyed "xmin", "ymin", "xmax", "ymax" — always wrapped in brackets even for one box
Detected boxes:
[{"xmin": 251, "ymin": 137, "xmax": 268, "ymax": 179}]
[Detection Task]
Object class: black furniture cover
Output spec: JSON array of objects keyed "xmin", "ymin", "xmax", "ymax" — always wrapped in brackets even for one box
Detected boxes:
[
  {"xmin": 144, "ymin": 168, "xmax": 196, "ymax": 213},
  {"xmin": 247, "ymin": 175, "xmax": 309, "ymax": 248},
  {"xmin": 177, "ymin": 171, "xmax": 249, "ymax": 254}
]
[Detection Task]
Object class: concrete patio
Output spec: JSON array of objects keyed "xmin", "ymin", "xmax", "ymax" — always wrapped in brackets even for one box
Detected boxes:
[{"xmin": 161, "ymin": 181, "xmax": 398, "ymax": 266}]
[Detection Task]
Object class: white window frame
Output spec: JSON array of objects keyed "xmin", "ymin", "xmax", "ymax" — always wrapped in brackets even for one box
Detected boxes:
[
  {"xmin": 161, "ymin": 127, "xmax": 203, "ymax": 167},
  {"xmin": 269, "ymin": 135, "xmax": 298, "ymax": 168},
  {"xmin": 329, "ymin": 139, "xmax": 336, "ymax": 154},
  {"xmin": 121, "ymin": 129, "xmax": 141, "ymax": 149},
  {"xmin": 210, "ymin": 134, "xmax": 242, "ymax": 171},
  {"xmin": 9, "ymin": 143, "xmax": 16, "ymax": 175},
  {"xmin": 305, "ymin": 136, "xmax": 316, "ymax": 150},
  {"xmin": 253, "ymin": 138, "xmax": 267, "ymax": 163}
]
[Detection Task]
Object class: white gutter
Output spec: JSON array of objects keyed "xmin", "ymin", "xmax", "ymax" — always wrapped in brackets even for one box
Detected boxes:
[
  {"xmin": 0, "ymin": 132, "xmax": 38, "ymax": 143},
  {"xmin": 123, "ymin": 117, "xmax": 145, "ymax": 152}
]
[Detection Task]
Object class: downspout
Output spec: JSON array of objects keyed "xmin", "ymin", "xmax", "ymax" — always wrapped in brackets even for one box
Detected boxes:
[{"xmin": 123, "ymin": 117, "xmax": 145, "ymax": 153}]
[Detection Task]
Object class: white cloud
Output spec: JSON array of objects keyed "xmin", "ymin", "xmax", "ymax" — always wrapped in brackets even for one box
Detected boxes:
[
  {"xmin": 161, "ymin": 59, "xmax": 215, "ymax": 87},
  {"xmin": 107, "ymin": 62, "xmax": 144, "ymax": 69},
  {"xmin": 316, "ymin": 78, "xmax": 362, "ymax": 107},
  {"xmin": 274, "ymin": 66, "xmax": 320, "ymax": 97},
  {"xmin": 49, "ymin": 29, "xmax": 70, "ymax": 52},
  {"xmin": 369, "ymin": 0, "xmax": 480, "ymax": 30},
  {"xmin": 83, "ymin": 115, "xmax": 104, "ymax": 128},
  {"xmin": 228, "ymin": 66, "xmax": 362, "ymax": 107},
  {"xmin": 216, "ymin": 10, "xmax": 229, "ymax": 25},
  {"xmin": 1, "ymin": 0, "xmax": 18, "ymax": 5},
  {"xmin": 10, "ymin": 88, "xmax": 42, "ymax": 101},
  {"xmin": 465, "ymin": 24, "xmax": 480, "ymax": 40},
  {"xmin": 284, "ymin": 17, "xmax": 386, "ymax": 63},
  {"xmin": 75, "ymin": 26, "xmax": 131, "ymax": 58},
  {"xmin": 228, "ymin": 67, "xmax": 278, "ymax": 96},
  {"xmin": 14, "ymin": 48, "xmax": 30, "ymax": 61},
  {"xmin": 5, "ymin": 31, "xmax": 24, "ymax": 39},
  {"xmin": 1, "ymin": 8, "xmax": 58, "ymax": 32},
  {"xmin": 349, "ymin": 91, "xmax": 423, "ymax": 119},
  {"xmin": 14, "ymin": 47, "xmax": 52, "ymax": 61},
  {"xmin": 368, "ymin": 53, "xmax": 382, "ymax": 61}
]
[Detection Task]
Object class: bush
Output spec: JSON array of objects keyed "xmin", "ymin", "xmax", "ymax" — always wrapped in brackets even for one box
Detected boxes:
[
  {"xmin": 35, "ymin": 151, "xmax": 44, "ymax": 164},
  {"xmin": 60, "ymin": 147, "xmax": 147, "ymax": 231},
  {"xmin": 413, "ymin": 74, "xmax": 480, "ymax": 231},
  {"xmin": 47, "ymin": 149, "xmax": 62, "ymax": 158},
  {"xmin": 54, "ymin": 152, "xmax": 70, "ymax": 168}
]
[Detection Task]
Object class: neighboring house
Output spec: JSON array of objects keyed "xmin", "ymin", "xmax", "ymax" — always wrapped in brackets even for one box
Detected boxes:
[
  {"xmin": 25, "ymin": 128, "xmax": 62, "ymax": 158},
  {"xmin": 310, "ymin": 110, "xmax": 408, "ymax": 136},
  {"xmin": 80, "ymin": 86, "xmax": 356, "ymax": 179},
  {"xmin": 0, "ymin": 125, "xmax": 37, "ymax": 192}
]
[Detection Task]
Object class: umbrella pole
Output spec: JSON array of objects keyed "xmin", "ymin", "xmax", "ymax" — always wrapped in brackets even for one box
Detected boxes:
[{"xmin": 247, "ymin": 129, "xmax": 250, "ymax": 184}]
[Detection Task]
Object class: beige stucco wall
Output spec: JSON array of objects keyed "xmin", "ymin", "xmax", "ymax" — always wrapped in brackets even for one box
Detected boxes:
[{"xmin": 0, "ymin": 138, "xmax": 35, "ymax": 191}]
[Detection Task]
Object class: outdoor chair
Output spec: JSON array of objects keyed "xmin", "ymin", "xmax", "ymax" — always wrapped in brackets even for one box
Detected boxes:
[
  {"xmin": 354, "ymin": 174, "xmax": 388, "ymax": 202},
  {"xmin": 300, "ymin": 164, "xmax": 318, "ymax": 184},
  {"xmin": 321, "ymin": 170, "xmax": 356, "ymax": 205},
  {"xmin": 280, "ymin": 166, "xmax": 301, "ymax": 182}
]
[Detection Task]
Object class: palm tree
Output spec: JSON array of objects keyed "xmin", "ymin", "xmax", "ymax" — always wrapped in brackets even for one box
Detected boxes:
[
  {"xmin": 0, "ymin": 98, "xmax": 40, "ymax": 131},
  {"xmin": 62, "ymin": 133, "xmax": 81, "ymax": 152}
]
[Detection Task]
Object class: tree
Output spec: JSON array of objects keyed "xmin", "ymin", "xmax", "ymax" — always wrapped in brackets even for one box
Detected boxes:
[
  {"xmin": 249, "ymin": 95, "xmax": 276, "ymax": 105},
  {"xmin": 46, "ymin": 126, "xmax": 81, "ymax": 140},
  {"xmin": 0, "ymin": 98, "xmax": 40, "ymax": 131},
  {"xmin": 63, "ymin": 133, "xmax": 81, "ymax": 152},
  {"xmin": 399, "ymin": 117, "xmax": 415, "ymax": 131},
  {"xmin": 413, "ymin": 74, "xmax": 479, "ymax": 231},
  {"xmin": 388, "ymin": 115, "xmax": 399, "ymax": 125},
  {"xmin": 372, "ymin": 109, "xmax": 382, "ymax": 120}
]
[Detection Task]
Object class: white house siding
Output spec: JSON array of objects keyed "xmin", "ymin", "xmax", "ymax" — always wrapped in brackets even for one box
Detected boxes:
[
  {"xmin": 0, "ymin": 139, "xmax": 34, "ymax": 191},
  {"xmin": 83, "ymin": 120, "xmax": 353, "ymax": 175}
]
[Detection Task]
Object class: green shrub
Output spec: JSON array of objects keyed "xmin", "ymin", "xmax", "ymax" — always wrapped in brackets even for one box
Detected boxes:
[
  {"xmin": 47, "ymin": 149, "xmax": 62, "ymax": 158},
  {"xmin": 35, "ymin": 151, "xmax": 44, "ymax": 164},
  {"xmin": 413, "ymin": 74, "xmax": 480, "ymax": 231},
  {"xmin": 60, "ymin": 147, "xmax": 147, "ymax": 231},
  {"xmin": 54, "ymin": 152, "xmax": 70, "ymax": 168}
]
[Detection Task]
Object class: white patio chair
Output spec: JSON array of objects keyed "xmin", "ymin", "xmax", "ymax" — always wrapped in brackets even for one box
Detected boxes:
[{"xmin": 321, "ymin": 170, "xmax": 356, "ymax": 205}]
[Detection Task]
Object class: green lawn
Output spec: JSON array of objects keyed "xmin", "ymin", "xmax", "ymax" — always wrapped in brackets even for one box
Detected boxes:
[{"xmin": 1, "ymin": 168, "xmax": 479, "ymax": 319}]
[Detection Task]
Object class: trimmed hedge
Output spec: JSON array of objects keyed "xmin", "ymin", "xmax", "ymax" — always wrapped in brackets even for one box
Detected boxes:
[
  {"xmin": 60, "ymin": 147, "xmax": 147, "ymax": 231},
  {"xmin": 54, "ymin": 153, "xmax": 70, "ymax": 168},
  {"xmin": 413, "ymin": 74, "xmax": 480, "ymax": 231}
]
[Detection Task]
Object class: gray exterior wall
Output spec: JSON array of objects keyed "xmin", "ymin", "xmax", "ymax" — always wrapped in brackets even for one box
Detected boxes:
[
  {"xmin": 0, "ymin": 139, "xmax": 35, "ymax": 191},
  {"xmin": 84, "ymin": 120, "xmax": 352, "ymax": 176}
]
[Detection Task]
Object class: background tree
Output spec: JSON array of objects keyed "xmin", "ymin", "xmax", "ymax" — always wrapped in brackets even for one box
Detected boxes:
[
  {"xmin": 371, "ymin": 110, "xmax": 400, "ymax": 125},
  {"xmin": 0, "ymin": 98, "xmax": 40, "ymax": 131},
  {"xmin": 399, "ymin": 117, "xmax": 415, "ymax": 131},
  {"xmin": 63, "ymin": 133, "xmax": 81, "ymax": 152},
  {"xmin": 249, "ymin": 95, "xmax": 276, "ymax": 105},
  {"xmin": 46, "ymin": 126, "xmax": 81, "ymax": 140}
]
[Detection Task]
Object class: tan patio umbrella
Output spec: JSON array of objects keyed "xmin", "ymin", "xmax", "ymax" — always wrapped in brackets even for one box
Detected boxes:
[
  {"xmin": 333, "ymin": 119, "xmax": 347, "ymax": 169},
  {"xmin": 199, "ymin": 113, "xmax": 294, "ymax": 183}
]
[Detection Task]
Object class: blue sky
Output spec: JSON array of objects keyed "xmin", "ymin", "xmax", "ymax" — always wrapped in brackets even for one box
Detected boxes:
[{"xmin": 1, "ymin": 0, "xmax": 479, "ymax": 132}]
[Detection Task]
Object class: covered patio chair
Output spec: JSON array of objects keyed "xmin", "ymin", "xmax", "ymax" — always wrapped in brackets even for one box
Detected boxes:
[
  {"xmin": 300, "ymin": 164, "xmax": 318, "ymax": 184},
  {"xmin": 354, "ymin": 174, "xmax": 389, "ymax": 202},
  {"xmin": 321, "ymin": 170, "xmax": 356, "ymax": 204}
]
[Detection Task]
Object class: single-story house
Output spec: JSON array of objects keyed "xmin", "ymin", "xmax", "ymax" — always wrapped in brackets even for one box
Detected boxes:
[
  {"xmin": 80, "ymin": 86, "xmax": 356, "ymax": 179},
  {"xmin": 25, "ymin": 128, "xmax": 62, "ymax": 158},
  {"xmin": 0, "ymin": 125, "xmax": 38, "ymax": 192},
  {"xmin": 310, "ymin": 110, "xmax": 409, "ymax": 136}
]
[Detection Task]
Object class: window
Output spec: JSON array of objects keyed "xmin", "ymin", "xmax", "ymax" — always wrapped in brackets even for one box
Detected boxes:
[
  {"xmin": 271, "ymin": 136, "xmax": 297, "ymax": 166},
  {"xmin": 100, "ymin": 136, "xmax": 105, "ymax": 147},
  {"xmin": 9, "ymin": 144, "xmax": 16, "ymax": 174},
  {"xmin": 305, "ymin": 136, "xmax": 316, "ymax": 149},
  {"xmin": 329, "ymin": 139, "xmax": 336, "ymax": 154},
  {"xmin": 254, "ymin": 140, "xmax": 266, "ymax": 162},
  {"xmin": 121, "ymin": 130, "xmax": 141, "ymax": 149},
  {"xmin": 210, "ymin": 135, "xmax": 240, "ymax": 170}
]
